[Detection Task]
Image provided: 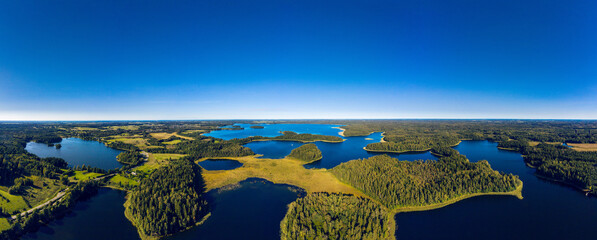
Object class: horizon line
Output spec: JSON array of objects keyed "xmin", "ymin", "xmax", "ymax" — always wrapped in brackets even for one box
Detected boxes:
[{"xmin": 2, "ymin": 118, "xmax": 597, "ymax": 122}]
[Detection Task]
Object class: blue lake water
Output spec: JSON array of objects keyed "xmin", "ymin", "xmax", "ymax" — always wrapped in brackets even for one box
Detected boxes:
[
  {"xmin": 167, "ymin": 178, "xmax": 304, "ymax": 240},
  {"xmin": 203, "ymin": 123, "xmax": 343, "ymax": 140},
  {"xmin": 245, "ymin": 131, "xmax": 436, "ymax": 169},
  {"xmin": 25, "ymin": 138, "xmax": 124, "ymax": 170},
  {"xmin": 22, "ymin": 188, "xmax": 139, "ymax": 240},
  {"xmin": 394, "ymin": 140, "xmax": 597, "ymax": 240},
  {"xmin": 198, "ymin": 159, "xmax": 243, "ymax": 171}
]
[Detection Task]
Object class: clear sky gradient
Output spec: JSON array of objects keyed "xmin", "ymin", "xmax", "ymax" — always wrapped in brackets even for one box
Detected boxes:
[{"xmin": 1, "ymin": 0, "xmax": 596, "ymax": 120}]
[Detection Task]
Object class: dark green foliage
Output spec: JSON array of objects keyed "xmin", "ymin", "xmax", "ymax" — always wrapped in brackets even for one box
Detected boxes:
[
  {"xmin": 29, "ymin": 135, "xmax": 62, "ymax": 145},
  {"xmin": 523, "ymin": 143, "xmax": 597, "ymax": 193},
  {"xmin": 55, "ymin": 144, "xmax": 61, "ymax": 149},
  {"xmin": 8, "ymin": 177, "xmax": 33, "ymax": 195},
  {"xmin": 366, "ymin": 134, "xmax": 460, "ymax": 153},
  {"xmin": 41, "ymin": 157, "xmax": 68, "ymax": 168},
  {"xmin": 127, "ymin": 159, "xmax": 209, "ymax": 237},
  {"xmin": 116, "ymin": 151, "xmax": 144, "ymax": 165},
  {"xmin": 106, "ymin": 141, "xmax": 139, "ymax": 151},
  {"xmin": 250, "ymin": 125, "xmax": 265, "ymax": 129},
  {"xmin": 273, "ymin": 131, "xmax": 343, "ymax": 142},
  {"xmin": 287, "ymin": 144, "xmax": 322, "ymax": 163},
  {"xmin": 167, "ymin": 139, "xmax": 254, "ymax": 159},
  {"xmin": 331, "ymin": 154, "xmax": 521, "ymax": 209},
  {"xmin": 281, "ymin": 193, "xmax": 392, "ymax": 240}
]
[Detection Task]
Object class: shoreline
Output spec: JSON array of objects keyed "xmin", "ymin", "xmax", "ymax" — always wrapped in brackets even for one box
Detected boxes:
[
  {"xmin": 392, "ymin": 180, "xmax": 524, "ymax": 214},
  {"xmin": 332, "ymin": 126, "xmax": 345, "ymax": 137},
  {"xmin": 363, "ymin": 140, "xmax": 462, "ymax": 154}
]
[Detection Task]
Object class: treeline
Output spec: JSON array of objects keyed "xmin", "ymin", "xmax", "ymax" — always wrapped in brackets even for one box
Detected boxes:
[
  {"xmin": 366, "ymin": 134, "xmax": 459, "ymax": 153},
  {"xmin": 505, "ymin": 142, "xmax": 597, "ymax": 194},
  {"xmin": 116, "ymin": 151, "xmax": 144, "ymax": 165},
  {"xmin": 331, "ymin": 154, "xmax": 520, "ymax": 209},
  {"xmin": 162, "ymin": 139, "xmax": 254, "ymax": 159},
  {"xmin": 126, "ymin": 159, "xmax": 209, "ymax": 237},
  {"xmin": 280, "ymin": 193, "xmax": 392, "ymax": 240},
  {"xmin": 0, "ymin": 180, "xmax": 102, "ymax": 240},
  {"xmin": 230, "ymin": 131, "xmax": 344, "ymax": 145},
  {"xmin": 106, "ymin": 141, "xmax": 139, "ymax": 151},
  {"xmin": 287, "ymin": 144, "xmax": 322, "ymax": 163}
]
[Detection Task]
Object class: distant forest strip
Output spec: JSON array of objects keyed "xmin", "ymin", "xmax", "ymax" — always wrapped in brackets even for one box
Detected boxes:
[
  {"xmin": 287, "ymin": 144, "xmax": 322, "ymax": 163},
  {"xmin": 280, "ymin": 192, "xmax": 393, "ymax": 240},
  {"xmin": 331, "ymin": 153, "xmax": 521, "ymax": 210},
  {"xmin": 239, "ymin": 131, "xmax": 344, "ymax": 143}
]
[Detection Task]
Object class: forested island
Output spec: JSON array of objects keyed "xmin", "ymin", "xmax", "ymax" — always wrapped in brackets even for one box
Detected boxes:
[
  {"xmin": 287, "ymin": 144, "xmax": 322, "ymax": 163},
  {"xmin": 332, "ymin": 154, "xmax": 522, "ymax": 210}
]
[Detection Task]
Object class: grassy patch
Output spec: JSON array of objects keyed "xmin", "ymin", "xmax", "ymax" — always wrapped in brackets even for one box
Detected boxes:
[
  {"xmin": 201, "ymin": 156, "xmax": 364, "ymax": 196},
  {"xmin": 567, "ymin": 143, "xmax": 597, "ymax": 152},
  {"xmin": 0, "ymin": 218, "xmax": 11, "ymax": 232},
  {"xmin": 109, "ymin": 174, "xmax": 139, "ymax": 187},
  {"xmin": 108, "ymin": 125, "xmax": 140, "ymax": 131},
  {"xmin": 70, "ymin": 171, "xmax": 102, "ymax": 182},
  {"xmin": 107, "ymin": 137, "xmax": 149, "ymax": 148},
  {"xmin": 150, "ymin": 132, "xmax": 193, "ymax": 140},
  {"xmin": 0, "ymin": 189, "xmax": 29, "ymax": 214},
  {"xmin": 162, "ymin": 139, "xmax": 182, "ymax": 145},
  {"xmin": 22, "ymin": 177, "xmax": 65, "ymax": 208},
  {"xmin": 133, "ymin": 153, "xmax": 185, "ymax": 174}
]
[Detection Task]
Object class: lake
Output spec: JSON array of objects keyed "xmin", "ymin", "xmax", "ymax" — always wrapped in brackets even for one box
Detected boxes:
[
  {"xmin": 394, "ymin": 140, "xmax": 597, "ymax": 240},
  {"xmin": 203, "ymin": 123, "xmax": 343, "ymax": 140},
  {"xmin": 166, "ymin": 178, "xmax": 304, "ymax": 240},
  {"xmin": 21, "ymin": 188, "xmax": 139, "ymax": 240},
  {"xmin": 25, "ymin": 138, "xmax": 124, "ymax": 170},
  {"xmin": 245, "ymin": 131, "xmax": 436, "ymax": 169},
  {"xmin": 198, "ymin": 159, "xmax": 243, "ymax": 170}
]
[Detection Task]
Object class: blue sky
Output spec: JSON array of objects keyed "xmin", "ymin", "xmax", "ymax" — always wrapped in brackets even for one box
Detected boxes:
[{"xmin": 1, "ymin": 0, "xmax": 596, "ymax": 120}]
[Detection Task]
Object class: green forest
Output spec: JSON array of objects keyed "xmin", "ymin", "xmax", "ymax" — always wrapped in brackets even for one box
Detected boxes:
[
  {"xmin": 126, "ymin": 159, "xmax": 209, "ymax": 238},
  {"xmin": 331, "ymin": 154, "xmax": 521, "ymax": 209},
  {"xmin": 116, "ymin": 150, "xmax": 145, "ymax": 165},
  {"xmin": 280, "ymin": 192, "xmax": 392, "ymax": 240},
  {"xmin": 287, "ymin": 144, "xmax": 322, "ymax": 163}
]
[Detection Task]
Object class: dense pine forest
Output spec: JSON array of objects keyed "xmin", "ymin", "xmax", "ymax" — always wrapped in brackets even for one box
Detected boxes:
[
  {"xmin": 331, "ymin": 154, "xmax": 521, "ymax": 209},
  {"xmin": 116, "ymin": 150, "xmax": 145, "ymax": 165},
  {"xmin": 280, "ymin": 192, "xmax": 392, "ymax": 240},
  {"xmin": 287, "ymin": 144, "xmax": 322, "ymax": 163},
  {"xmin": 126, "ymin": 159, "xmax": 209, "ymax": 238},
  {"xmin": 366, "ymin": 134, "xmax": 460, "ymax": 152}
]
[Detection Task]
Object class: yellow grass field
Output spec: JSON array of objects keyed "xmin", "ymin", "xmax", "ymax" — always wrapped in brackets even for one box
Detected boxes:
[
  {"xmin": 200, "ymin": 156, "xmax": 365, "ymax": 197},
  {"xmin": 567, "ymin": 143, "xmax": 597, "ymax": 151},
  {"xmin": 150, "ymin": 132, "xmax": 194, "ymax": 140}
]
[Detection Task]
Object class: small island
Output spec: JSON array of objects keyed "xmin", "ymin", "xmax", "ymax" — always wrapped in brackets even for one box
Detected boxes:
[
  {"xmin": 287, "ymin": 144, "xmax": 323, "ymax": 164},
  {"xmin": 249, "ymin": 125, "xmax": 265, "ymax": 129}
]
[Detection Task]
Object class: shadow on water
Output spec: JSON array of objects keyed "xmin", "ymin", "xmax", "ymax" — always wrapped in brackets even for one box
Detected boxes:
[
  {"xmin": 21, "ymin": 188, "xmax": 140, "ymax": 240},
  {"xmin": 167, "ymin": 178, "xmax": 305, "ymax": 240}
]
